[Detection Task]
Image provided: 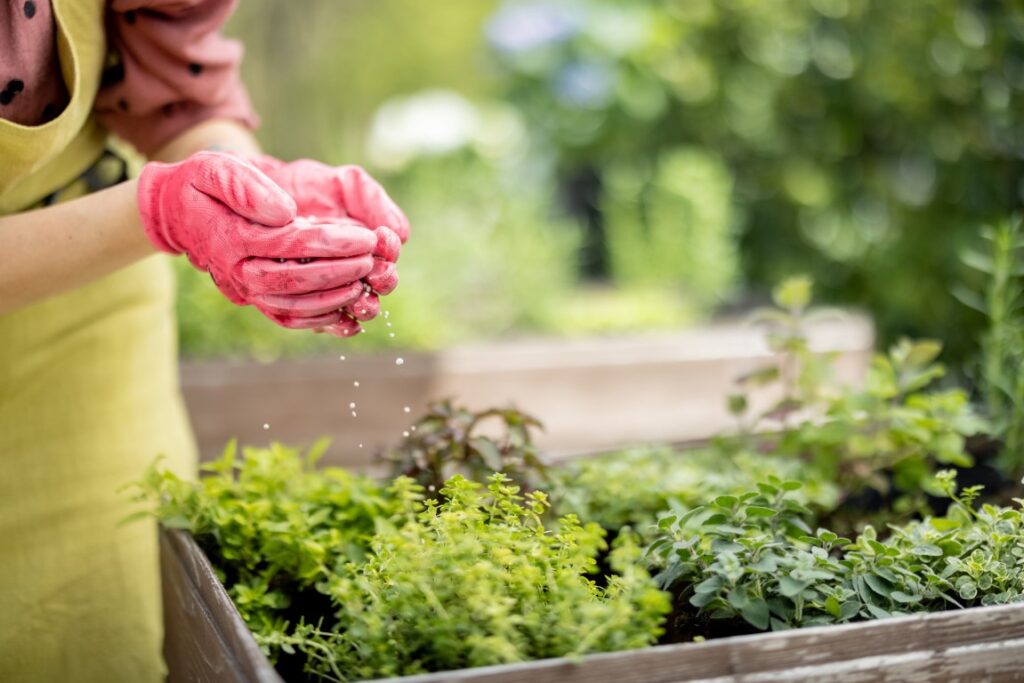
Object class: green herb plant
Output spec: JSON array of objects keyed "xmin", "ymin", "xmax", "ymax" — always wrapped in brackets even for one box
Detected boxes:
[
  {"xmin": 263, "ymin": 474, "xmax": 669, "ymax": 682},
  {"xmin": 649, "ymin": 472, "xmax": 1024, "ymax": 637},
  {"xmin": 741, "ymin": 274, "xmax": 839, "ymax": 423},
  {"xmin": 547, "ymin": 446, "xmax": 838, "ymax": 538},
  {"xmin": 131, "ymin": 441, "xmax": 395, "ymax": 638},
  {"xmin": 731, "ymin": 277, "xmax": 987, "ymax": 523},
  {"xmin": 956, "ymin": 216, "xmax": 1024, "ymax": 474},
  {"xmin": 138, "ymin": 447, "xmax": 668, "ymax": 681}
]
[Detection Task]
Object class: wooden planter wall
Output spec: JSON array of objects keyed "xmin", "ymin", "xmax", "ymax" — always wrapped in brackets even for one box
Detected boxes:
[
  {"xmin": 180, "ymin": 316, "xmax": 874, "ymax": 468},
  {"xmin": 161, "ymin": 528, "xmax": 1024, "ymax": 683}
]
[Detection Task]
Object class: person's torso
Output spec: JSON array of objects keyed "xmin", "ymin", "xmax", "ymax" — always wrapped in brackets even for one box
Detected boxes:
[{"xmin": 0, "ymin": 0, "xmax": 107, "ymax": 214}]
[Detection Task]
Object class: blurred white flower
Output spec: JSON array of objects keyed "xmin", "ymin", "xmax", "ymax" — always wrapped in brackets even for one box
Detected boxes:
[
  {"xmin": 367, "ymin": 90, "xmax": 480, "ymax": 170},
  {"xmin": 366, "ymin": 90, "xmax": 529, "ymax": 170}
]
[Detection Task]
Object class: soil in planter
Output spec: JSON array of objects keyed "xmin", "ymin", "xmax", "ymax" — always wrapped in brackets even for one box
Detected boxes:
[
  {"xmin": 926, "ymin": 436, "xmax": 1020, "ymax": 512},
  {"xmin": 272, "ymin": 587, "xmax": 339, "ymax": 682},
  {"xmin": 658, "ymin": 594, "xmax": 761, "ymax": 645},
  {"xmin": 192, "ymin": 535, "xmax": 338, "ymax": 682},
  {"xmin": 822, "ymin": 435, "xmax": 1020, "ymax": 535}
]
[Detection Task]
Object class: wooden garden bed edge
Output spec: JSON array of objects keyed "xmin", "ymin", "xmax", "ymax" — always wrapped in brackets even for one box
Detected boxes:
[{"xmin": 162, "ymin": 527, "xmax": 1024, "ymax": 683}]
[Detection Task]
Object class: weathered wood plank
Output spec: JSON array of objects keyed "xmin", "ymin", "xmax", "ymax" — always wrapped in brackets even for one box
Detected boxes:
[
  {"xmin": 161, "ymin": 529, "xmax": 284, "ymax": 683},
  {"xmin": 364, "ymin": 602, "xmax": 1024, "ymax": 683},
  {"xmin": 180, "ymin": 317, "xmax": 874, "ymax": 466}
]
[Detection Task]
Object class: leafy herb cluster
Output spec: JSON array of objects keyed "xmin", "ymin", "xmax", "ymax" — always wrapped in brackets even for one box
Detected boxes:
[
  {"xmin": 957, "ymin": 216, "xmax": 1024, "ymax": 474},
  {"xmin": 546, "ymin": 278, "xmax": 985, "ymax": 541},
  {"xmin": 547, "ymin": 446, "xmax": 838, "ymax": 536},
  {"xmin": 733, "ymin": 277, "xmax": 987, "ymax": 523},
  {"xmin": 649, "ymin": 473, "xmax": 1024, "ymax": 636},
  {"xmin": 138, "ymin": 448, "xmax": 668, "ymax": 682},
  {"xmin": 385, "ymin": 400, "xmax": 548, "ymax": 496},
  {"xmin": 133, "ymin": 441, "xmax": 394, "ymax": 635},
  {"xmin": 264, "ymin": 475, "xmax": 669, "ymax": 681}
]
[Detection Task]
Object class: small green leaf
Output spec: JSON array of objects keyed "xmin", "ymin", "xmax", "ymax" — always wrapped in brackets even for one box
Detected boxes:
[
  {"xmin": 469, "ymin": 437, "xmax": 504, "ymax": 472},
  {"xmin": 865, "ymin": 604, "xmax": 891, "ymax": 619},
  {"xmin": 711, "ymin": 539, "xmax": 745, "ymax": 553},
  {"xmin": 911, "ymin": 544, "xmax": 944, "ymax": 557},
  {"xmin": 891, "ymin": 591, "xmax": 922, "ymax": 604},
  {"xmin": 839, "ymin": 601, "xmax": 861, "ymax": 620},
  {"xmin": 712, "ymin": 495, "xmax": 738, "ymax": 509},
  {"xmin": 740, "ymin": 597, "xmax": 771, "ymax": 630},
  {"xmin": 726, "ymin": 587, "xmax": 749, "ymax": 610},
  {"xmin": 864, "ymin": 574, "xmax": 892, "ymax": 597},
  {"xmin": 694, "ymin": 576, "xmax": 725, "ymax": 594},
  {"xmin": 772, "ymin": 275, "xmax": 813, "ymax": 311},
  {"xmin": 779, "ymin": 576, "xmax": 810, "ymax": 598},
  {"xmin": 690, "ymin": 591, "xmax": 718, "ymax": 608},
  {"xmin": 958, "ymin": 581, "xmax": 978, "ymax": 601},
  {"xmin": 727, "ymin": 394, "xmax": 749, "ymax": 416}
]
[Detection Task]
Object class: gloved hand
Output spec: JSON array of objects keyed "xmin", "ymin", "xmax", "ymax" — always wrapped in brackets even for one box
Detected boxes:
[
  {"xmin": 251, "ymin": 156, "xmax": 410, "ymax": 243},
  {"xmin": 251, "ymin": 156, "xmax": 407, "ymax": 336},
  {"xmin": 138, "ymin": 151, "xmax": 378, "ymax": 331}
]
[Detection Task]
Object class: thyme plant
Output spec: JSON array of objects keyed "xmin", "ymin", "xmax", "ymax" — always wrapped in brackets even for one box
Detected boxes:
[{"xmin": 136, "ymin": 447, "xmax": 668, "ymax": 681}]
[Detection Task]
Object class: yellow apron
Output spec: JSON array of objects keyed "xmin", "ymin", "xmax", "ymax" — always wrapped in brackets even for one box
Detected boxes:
[{"xmin": 0, "ymin": 1, "xmax": 197, "ymax": 681}]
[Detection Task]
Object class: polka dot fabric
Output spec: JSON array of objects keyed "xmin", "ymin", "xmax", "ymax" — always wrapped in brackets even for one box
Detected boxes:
[
  {"xmin": 0, "ymin": 0, "xmax": 255, "ymax": 154},
  {"xmin": 0, "ymin": 0, "xmax": 69, "ymax": 125},
  {"xmin": 94, "ymin": 0, "xmax": 258, "ymax": 154}
]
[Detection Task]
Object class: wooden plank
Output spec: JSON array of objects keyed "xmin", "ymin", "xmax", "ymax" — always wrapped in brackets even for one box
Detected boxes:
[
  {"xmin": 161, "ymin": 529, "xmax": 284, "ymax": 683},
  {"xmin": 180, "ymin": 316, "xmax": 874, "ymax": 467},
  {"xmin": 161, "ymin": 529, "xmax": 249, "ymax": 682},
  {"xmin": 365, "ymin": 602, "xmax": 1024, "ymax": 683},
  {"xmin": 723, "ymin": 636, "xmax": 1024, "ymax": 682}
]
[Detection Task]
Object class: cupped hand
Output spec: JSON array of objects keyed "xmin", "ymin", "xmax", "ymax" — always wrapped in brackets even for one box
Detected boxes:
[
  {"xmin": 137, "ymin": 151, "xmax": 380, "ymax": 331},
  {"xmin": 251, "ymin": 156, "xmax": 410, "ymax": 244},
  {"xmin": 252, "ymin": 155, "xmax": 408, "ymax": 336}
]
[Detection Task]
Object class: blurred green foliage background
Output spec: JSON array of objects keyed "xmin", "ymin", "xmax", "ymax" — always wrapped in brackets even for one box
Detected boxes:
[{"xmin": 177, "ymin": 0, "xmax": 1024, "ymax": 366}]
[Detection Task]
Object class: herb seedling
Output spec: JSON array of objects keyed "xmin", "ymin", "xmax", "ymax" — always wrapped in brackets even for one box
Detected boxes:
[{"xmin": 385, "ymin": 400, "xmax": 549, "ymax": 496}]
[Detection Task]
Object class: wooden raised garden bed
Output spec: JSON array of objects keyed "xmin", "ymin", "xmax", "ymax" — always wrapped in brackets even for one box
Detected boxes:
[
  {"xmin": 180, "ymin": 315, "xmax": 874, "ymax": 467},
  {"xmin": 161, "ymin": 527, "xmax": 1024, "ymax": 682},
  {"xmin": 164, "ymin": 303, "xmax": 1019, "ymax": 682}
]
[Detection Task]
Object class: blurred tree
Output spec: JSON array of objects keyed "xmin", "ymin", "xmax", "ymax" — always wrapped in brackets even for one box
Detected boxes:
[
  {"xmin": 227, "ymin": 0, "xmax": 500, "ymax": 163},
  {"xmin": 488, "ymin": 0, "xmax": 1024, "ymax": 363}
]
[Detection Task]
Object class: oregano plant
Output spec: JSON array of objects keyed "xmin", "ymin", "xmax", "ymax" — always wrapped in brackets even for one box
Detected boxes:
[{"xmin": 648, "ymin": 472, "xmax": 1024, "ymax": 637}]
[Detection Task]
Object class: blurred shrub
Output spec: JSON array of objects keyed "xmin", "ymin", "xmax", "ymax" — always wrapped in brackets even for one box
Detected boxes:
[
  {"xmin": 603, "ymin": 147, "xmax": 736, "ymax": 307},
  {"xmin": 227, "ymin": 0, "xmax": 500, "ymax": 164},
  {"xmin": 488, "ymin": 0, "xmax": 1024, "ymax": 362}
]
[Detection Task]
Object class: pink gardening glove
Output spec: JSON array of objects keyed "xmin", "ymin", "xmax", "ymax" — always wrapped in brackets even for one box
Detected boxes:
[
  {"xmin": 138, "ymin": 151, "xmax": 379, "ymax": 331},
  {"xmin": 251, "ymin": 156, "xmax": 408, "ymax": 337}
]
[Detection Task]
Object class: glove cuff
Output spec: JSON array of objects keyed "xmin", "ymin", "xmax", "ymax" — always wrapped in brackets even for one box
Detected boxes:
[{"xmin": 136, "ymin": 161, "xmax": 183, "ymax": 255}]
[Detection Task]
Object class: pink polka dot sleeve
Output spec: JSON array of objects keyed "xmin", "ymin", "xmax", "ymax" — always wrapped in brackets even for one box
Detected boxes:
[{"xmin": 93, "ymin": 0, "xmax": 258, "ymax": 156}]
